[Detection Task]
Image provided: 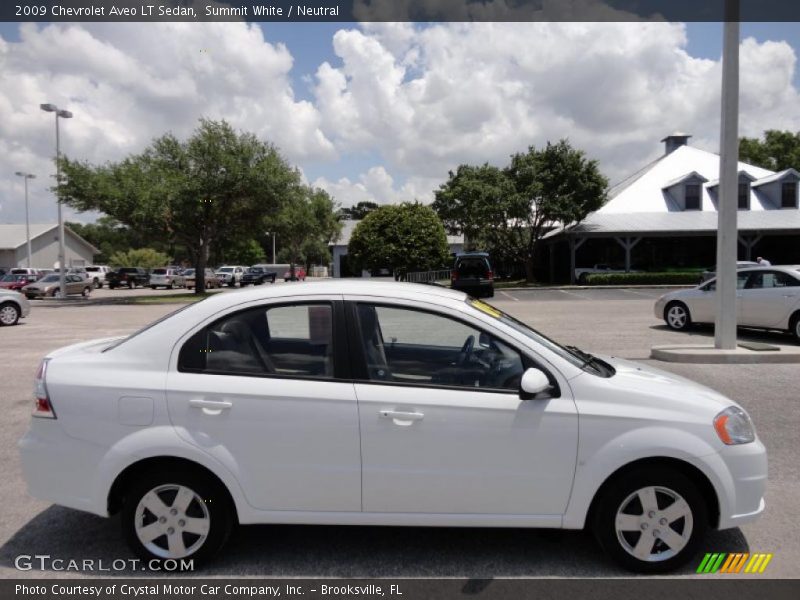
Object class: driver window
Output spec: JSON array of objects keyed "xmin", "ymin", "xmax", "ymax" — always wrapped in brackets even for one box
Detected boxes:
[{"xmin": 355, "ymin": 304, "xmax": 524, "ymax": 391}]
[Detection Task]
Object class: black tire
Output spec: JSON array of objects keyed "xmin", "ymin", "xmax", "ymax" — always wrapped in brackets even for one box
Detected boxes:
[
  {"xmin": 82, "ymin": 287, "xmax": 91, "ymax": 297},
  {"xmin": 122, "ymin": 467, "xmax": 234, "ymax": 568},
  {"xmin": 578, "ymin": 273, "xmax": 589, "ymax": 284},
  {"xmin": 93, "ymin": 278, "xmax": 101, "ymax": 289},
  {"xmin": 128, "ymin": 281, "xmax": 135, "ymax": 289},
  {"xmin": 592, "ymin": 466, "xmax": 707, "ymax": 574},
  {"xmin": 664, "ymin": 301, "xmax": 692, "ymax": 331},
  {"xmin": 0, "ymin": 302, "xmax": 20, "ymax": 326},
  {"xmin": 790, "ymin": 312, "xmax": 800, "ymax": 343}
]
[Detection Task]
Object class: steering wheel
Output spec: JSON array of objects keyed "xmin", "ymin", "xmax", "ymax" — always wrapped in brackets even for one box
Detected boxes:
[{"xmin": 456, "ymin": 335, "xmax": 475, "ymax": 367}]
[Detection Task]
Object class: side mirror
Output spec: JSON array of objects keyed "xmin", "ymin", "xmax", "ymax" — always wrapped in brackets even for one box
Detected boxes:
[{"xmin": 520, "ymin": 367, "xmax": 551, "ymax": 400}]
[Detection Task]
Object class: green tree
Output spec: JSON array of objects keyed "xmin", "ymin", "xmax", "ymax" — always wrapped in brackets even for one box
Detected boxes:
[
  {"xmin": 739, "ymin": 130, "xmax": 800, "ymax": 171},
  {"xmin": 67, "ymin": 216, "xmax": 172, "ymax": 264},
  {"xmin": 434, "ymin": 140, "xmax": 607, "ymax": 281},
  {"xmin": 108, "ymin": 247, "xmax": 171, "ymax": 269},
  {"xmin": 58, "ymin": 119, "xmax": 299, "ymax": 293},
  {"xmin": 340, "ymin": 200, "xmax": 380, "ymax": 220},
  {"xmin": 271, "ymin": 187, "xmax": 341, "ymax": 278},
  {"xmin": 347, "ymin": 202, "xmax": 450, "ymax": 276},
  {"xmin": 213, "ymin": 238, "xmax": 265, "ymax": 266}
]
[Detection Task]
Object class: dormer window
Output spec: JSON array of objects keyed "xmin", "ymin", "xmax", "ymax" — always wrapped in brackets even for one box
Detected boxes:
[
  {"xmin": 685, "ymin": 184, "xmax": 701, "ymax": 210},
  {"xmin": 782, "ymin": 182, "xmax": 797, "ymax": 208},
  {"xmin": 738, "ymin": 183, "xmax": 750, "ymax": 209}
]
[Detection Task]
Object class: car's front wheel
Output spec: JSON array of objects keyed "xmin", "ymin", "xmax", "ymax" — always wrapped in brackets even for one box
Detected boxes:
[
  {"xmin": 0, "ymin": 302, "xmax": 20, "ymax": 326},
  {"xmin": 592, "ymin": 467, "xmax": 707, "ymax": 573},
  {"xmin": 664, "ymin": 301, "xmax": 691, "ymax": 331},
  {"xmin": 82, "ymin": 287, "xmax": 91, "ymax": 297},
  {"xmin": 122, "ymin": 468, "xmax": 234, "ymax": 566}
]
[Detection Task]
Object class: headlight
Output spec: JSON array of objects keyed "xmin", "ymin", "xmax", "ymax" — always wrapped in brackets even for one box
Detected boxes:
[{"xmin": 714, "ymin": 406, "xmax": 755, "ymax": 445}]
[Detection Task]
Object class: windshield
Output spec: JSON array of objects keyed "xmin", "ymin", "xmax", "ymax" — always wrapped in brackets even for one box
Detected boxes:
[
  {"xmin": 248, "ymin": 267, "xmax": 262, "ymax": 273},
  {"xmin": 40, "ymin": 275, "xmax": 60, "ymax": 282},
  {"xmin": 1, "ymin": 274, "xmax": 19, "ymax": 282},
  {"xmin": 218, "ymin": 267, "xmax": 233, "ymax": 273},
  {"xmin": 466, "ymin": 298, "xmax": 611, "ymax": 375},
  {"xmin": 184, "ymin": 269, "xmax": 195, "ymax": 276},
  {"xmin": 152, "ymin": 268, "xmax": 168, "ymax": 274}
]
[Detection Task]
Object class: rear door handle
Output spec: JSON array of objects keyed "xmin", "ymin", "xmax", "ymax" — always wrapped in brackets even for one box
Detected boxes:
[
  {"xmin": 380, "ymin": 410, "xmax": 424, "ymax": 424},
  {"xmin": 189, "ymin": 398, "xmax": 232, "ymax": 413}
]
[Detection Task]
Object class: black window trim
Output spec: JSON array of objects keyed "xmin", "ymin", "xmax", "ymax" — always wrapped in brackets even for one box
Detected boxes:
[
  {"xmin": 177, "ymin": 299, "xmax": 351, "ymax": 382},
  {"xmin": 343, "ymin": 300, "xmax": 561, "ymax": 398}
]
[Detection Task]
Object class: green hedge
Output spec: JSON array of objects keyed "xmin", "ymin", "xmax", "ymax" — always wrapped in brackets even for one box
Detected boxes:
[{"xmin": 583, "ymin": 272, "xmax": 701, "ymax": 285}]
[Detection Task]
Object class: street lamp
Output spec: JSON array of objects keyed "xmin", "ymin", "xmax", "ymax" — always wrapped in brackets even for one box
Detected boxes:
[
  {"xmin": 14, "ymin": 171, "xmax": 36, "ymax": 268},
  {"xmin": 40, "ymin": 103, "xmax": 73, "ymax": 299}
]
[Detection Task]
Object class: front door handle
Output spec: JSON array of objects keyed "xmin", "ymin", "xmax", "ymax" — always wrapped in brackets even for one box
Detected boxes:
[
  {"xmin": 189, "ymin": 398, "xmax": 232, "ymax": 414},
  {"xmin": 379, "ymin": 410, "xmax": 424, "ymax": 425}
]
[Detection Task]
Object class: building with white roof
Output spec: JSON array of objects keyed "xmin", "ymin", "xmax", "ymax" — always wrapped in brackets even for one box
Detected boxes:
[
  {"xmin": 0, "ymin": 223, "xmax": 98, "ymax": 270},
  {"xmin": 545, "ymin": 134, "xmax": 800, "ymax": 282}
]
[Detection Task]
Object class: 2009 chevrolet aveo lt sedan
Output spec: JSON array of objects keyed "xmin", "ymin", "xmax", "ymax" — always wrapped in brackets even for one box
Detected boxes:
[{"xmin": 19, "ymin": 281, "xmax": 766, "ymax": 572}]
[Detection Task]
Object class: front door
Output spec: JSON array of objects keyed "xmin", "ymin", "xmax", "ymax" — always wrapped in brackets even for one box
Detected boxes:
[
  {"xmin": 166, "ymin": 299, "xmax": 361, "ymax": 512},
  {"xmin": 349, "ymin": 301, "xmax": 578, "ymax": 517}
]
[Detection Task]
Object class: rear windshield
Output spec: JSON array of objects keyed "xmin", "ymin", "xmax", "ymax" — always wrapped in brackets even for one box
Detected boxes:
[
  {"xmin": 152, "ymin": 268, "xmax": 168, "ymax": 274},
  {"xmin": 85, "ymin": 267, "xmax": 100, "ymax": 272},
  {"xmin": 120, "ymin": 268, "xmax": 138, "ymax": 273},
  {"xmin": 218, "ymin": 267, "xmax": 233, "ymax": 272},
  {"xmin": 457, "ymin": 257, "xmax": 490, "ymax": 275}
]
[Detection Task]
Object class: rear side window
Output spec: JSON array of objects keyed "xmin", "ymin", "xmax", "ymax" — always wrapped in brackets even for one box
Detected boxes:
[{"xmin": 179, "ymin": 303, "xmax": 334, "ymax": 379}]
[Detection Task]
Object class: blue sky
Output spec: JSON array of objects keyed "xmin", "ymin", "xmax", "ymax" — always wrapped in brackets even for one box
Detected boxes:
[{"xmin": 1, "ymin": 20, "xmax": 799, "ymax": 223}]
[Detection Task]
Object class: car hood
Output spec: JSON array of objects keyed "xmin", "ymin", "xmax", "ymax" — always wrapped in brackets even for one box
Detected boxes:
[{"xmin": 590, "ymin": 354, "xmax": 738, "ymax": 420}]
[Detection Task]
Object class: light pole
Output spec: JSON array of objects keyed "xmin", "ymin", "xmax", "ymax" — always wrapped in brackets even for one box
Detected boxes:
[
  {"xmin": 40, "ymin": 103, "xmax": 73, "ymax": 299},
  {"xmin": 714, "ymin": 1, "xmax": 740, "ymax": 349},
  {"xmin": 14, "ymin": 171, "xmax": 36, "ymax": 268}
]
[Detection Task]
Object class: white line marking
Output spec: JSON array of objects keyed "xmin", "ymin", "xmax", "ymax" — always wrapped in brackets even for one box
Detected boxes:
[{"xmin": 500, "ymin": 290, "xmax": 519, "ymax": 302}]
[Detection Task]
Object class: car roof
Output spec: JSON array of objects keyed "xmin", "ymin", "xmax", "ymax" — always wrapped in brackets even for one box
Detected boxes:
[{"xmin": 456, "ymin": 252, "xmax": 489, "ymax": 257}]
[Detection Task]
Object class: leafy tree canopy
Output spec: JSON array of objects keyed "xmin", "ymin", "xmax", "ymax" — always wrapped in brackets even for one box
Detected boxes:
[
  {"xmin": 433, "ymin": 139, "xmax": 607, "ymax": 281},
  {"xmin": 340, "ymin": 201, "xmax": 380, "ymax": 220},
  {"xmin": 59, "ymin": 119, "xmax": 299, "ymax": 292},
  {"xmin": 347, "ymin": 202, "xmax": 450, "ymax": 275},
  {"xmin": 108, "ymin": 247, "xmax": 171, "ymax": 269},
  {"xmin": 740, "ymin": 130, "xmax": 800, "ymax": 172}
]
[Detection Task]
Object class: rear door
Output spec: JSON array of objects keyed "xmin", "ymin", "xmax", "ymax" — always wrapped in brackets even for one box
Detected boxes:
[
  {"xmin": 166, "ymin": 297, "xmax": 361, "ymax": 512},
  {"xmin": 740, "ymin": 270, "xmax": 800, "ymax": 328}
]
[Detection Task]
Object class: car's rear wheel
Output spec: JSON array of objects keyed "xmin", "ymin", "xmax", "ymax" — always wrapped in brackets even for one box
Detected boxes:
[
  {"xmin": 122, "ymin": 468, "xmax": 233, "ymax": 566},
  {"xmin": 592, "ymin": 467, "xmax": 706, "ymax": 573},
  {"xmin": 82, "ymin": 287, "xmax": 91, "ymax": 297},
  {"xmin": 128, "ymin": 281, "xmax": 135, "ymax": 289},
  {"xmin": 53, "ymin": 289, "xmax": 62, "ymax": 298},
  {"xmin": 664, "ymin": 301, "xmax": 691, "ymax": 331},
  {"xmin": 0, "ymin": 302, "xmax": 20, "ymax": 326}
]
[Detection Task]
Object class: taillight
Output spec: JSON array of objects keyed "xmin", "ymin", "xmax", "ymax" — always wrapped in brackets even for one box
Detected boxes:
[
  {"xmin": 487, "ymin": 270, "xmax": 494, "ymax": 280},
  {"xmin": 451, "ymin": 271, "xmax": 458, "ymax": 281},
  {"xmin": 33, "ymin": 359, "xmax": 56, "ymax": 419}
]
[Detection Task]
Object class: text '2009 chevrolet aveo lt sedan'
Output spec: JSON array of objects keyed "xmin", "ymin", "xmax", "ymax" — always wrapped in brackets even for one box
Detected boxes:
[{"xmin": 19, "ymin": 281, "xmax": 766, "ymax": 572}]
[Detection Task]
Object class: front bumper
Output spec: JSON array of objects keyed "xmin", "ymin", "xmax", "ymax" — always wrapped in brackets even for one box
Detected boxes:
[{"xmin": 711, "ymin": 438, "xmax": 768, "ymax": 530}]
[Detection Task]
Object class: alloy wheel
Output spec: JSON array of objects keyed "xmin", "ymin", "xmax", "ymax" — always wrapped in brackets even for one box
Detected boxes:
[
  {"xmin": 614, "ymin": 485, "xmax": 693, "ymax": 562},
  {"xmin": 0, "ymin": 304, "xmax": 19, "ymax": 325},
  {"xmin": 134, "ymin": 483, "xmax": 210, "ymax": 559},
  {"xmin": 666, "ymin": 305, "xmax": 687, "ymax": 329}
]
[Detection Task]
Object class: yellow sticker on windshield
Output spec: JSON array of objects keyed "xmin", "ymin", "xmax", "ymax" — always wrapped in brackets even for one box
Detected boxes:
[{"xmin": 470, "ymin": 299, "xmax": 502, "ymax": 318}]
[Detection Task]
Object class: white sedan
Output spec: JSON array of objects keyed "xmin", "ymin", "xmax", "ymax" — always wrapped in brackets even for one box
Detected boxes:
[
  {"xmin": 655, "ymin": 265, "xmax": 800, "ymax": 341},
  {"xmin": 19, "ymin": 281, "xmax": 766, "ymax": 572}
]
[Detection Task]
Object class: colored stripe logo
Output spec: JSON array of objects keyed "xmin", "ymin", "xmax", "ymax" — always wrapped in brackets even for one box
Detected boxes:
[{"xmin": 697, "ymin": 553, "xmax": 773, "ymax": 574}]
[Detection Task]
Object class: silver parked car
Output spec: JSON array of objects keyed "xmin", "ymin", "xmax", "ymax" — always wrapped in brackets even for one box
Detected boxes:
[
  {"xmin": 655, "ymin": 266, "xmax": 800, "ymax": 341},
  {"xmin": 0, "ymin": 289, "xmax": 31, "ymax": 325},
  {"xmin": 149, "ymin": 267, "xmax": 186, "ymax": 289},
  {"xmin": 699, "ymin": 261, "xmax": 758, "ymax": 283}
]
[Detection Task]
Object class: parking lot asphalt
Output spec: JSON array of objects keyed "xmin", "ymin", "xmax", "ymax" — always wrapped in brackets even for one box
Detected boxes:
[{"xmin": 0, "ymin": 286, "xmax": 797, "ymax": 578}]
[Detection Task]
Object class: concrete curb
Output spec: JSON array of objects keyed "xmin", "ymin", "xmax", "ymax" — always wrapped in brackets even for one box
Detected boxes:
[
  {"xmin": 495, "ymin": 284, "xmax": 695, "ymax": 292},
  {"xmin": 651, "ymin": 344, "xmax": 800, "ymax": 364}
]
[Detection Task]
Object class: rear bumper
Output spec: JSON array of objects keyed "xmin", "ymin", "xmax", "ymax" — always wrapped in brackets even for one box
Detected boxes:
[{"xmin": 18, "ymin": 419, "xmax": 107, "ymax": 517}]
